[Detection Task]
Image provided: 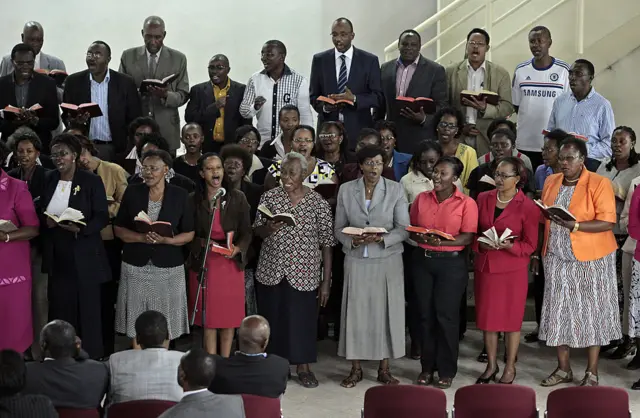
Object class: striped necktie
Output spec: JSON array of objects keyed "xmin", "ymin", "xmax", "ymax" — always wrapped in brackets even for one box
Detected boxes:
[{"xmin": 337, "ymin": 54, "xmax": 347, "ymax": 93}]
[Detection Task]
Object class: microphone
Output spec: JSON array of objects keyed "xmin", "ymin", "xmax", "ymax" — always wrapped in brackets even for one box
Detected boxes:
[{"xmin": 210, "ymin": 187, "xmax": 226, "ymax": 204}]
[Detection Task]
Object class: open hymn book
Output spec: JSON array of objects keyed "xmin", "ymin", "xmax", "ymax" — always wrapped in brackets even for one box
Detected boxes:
[
  {"xmin": 341, "ymin": 227, "xmax": 388, "ymax": 236},
  {"xmin": 44, "ymin": 208, "xmax": 86, "ymax": 226},
  {"xmin": 477, "ymin": 226, "xmax": 517, "ymax": 248},
  {"xmin": 134, "ymin": 211, "xmax": 174, "ymax": 237},
  {"xmin": 258, "ymin": 205, "xmax": 296, "ymax": 227},
  {"xmin": 406, "ymin": 225, "xmax": 455, "ymax": 240},
  {"xmin": 139, "ymin": 74, "xmax": 179, "ymax": 93},
  {"xmin": 211, "ymin": 231, "xmax": 235, "ymax": 256},
  {"xmin": 534, "ymin": 200, "xmax": 576, "ymax": 222}
]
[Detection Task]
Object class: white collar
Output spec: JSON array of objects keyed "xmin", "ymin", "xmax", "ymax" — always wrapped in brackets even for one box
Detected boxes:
[
  {"xmin": 5, "ymin": 152, "xmax": 42, "ymax": 167},
  {"xmin": 467, "ymin": 60, "xmax": 486, "ymax": 72},
  {"xmin": 44, "ymin": 357, "xmax": 54, "ymax": 361},
  {"xmin": 89, "ymin": 69, "xmax": 110, "ymax": 83},
  {"xmin": 146, "ymin": 47, "xmax": 163, "ymax": 60},
  {"xmin": 335, "ymin": 45, "xmax": 354, "ymax": 61},
  {"xmin": 181, "ymin": 388, "xmax": 209, "ymax": 399}
]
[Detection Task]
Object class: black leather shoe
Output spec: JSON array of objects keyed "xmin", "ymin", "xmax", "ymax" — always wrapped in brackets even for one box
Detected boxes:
[
  {"xmin": 609, "ymin": 338, "xmax": 636, "ymax": 360},
  {"xmin": 477, "ymin": 348, "xmax": 488, "ymax": 363},
  {"xmin": 600, "ymin": 340, "xmax": 621, "ymax": 354},
  {"xmin": 627, "ymin": 353, "xmax": 640, "ymax": 370},
  {"xmin": 524, "ymin": 332, "xmax": 539, "ymax": 343},
  {"xmin": 632, "ymin": 378, "xmax": 640, "ymax": 390}
]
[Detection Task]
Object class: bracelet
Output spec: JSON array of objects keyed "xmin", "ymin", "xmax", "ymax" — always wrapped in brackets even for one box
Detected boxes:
[
  {"xmin": 531, "ymin": 255, "xmax": 540, "ymax": 260},
  {"xmin": 572, "ymin": 222, "xmax": 580, "ymax": 233},
  {"xmin": 420, "ymin": 114, "xmax": 428, "ymax": 125},
  {"xmin": 4, "ymin": 233, "xmax": 10, "ymax": 243}
]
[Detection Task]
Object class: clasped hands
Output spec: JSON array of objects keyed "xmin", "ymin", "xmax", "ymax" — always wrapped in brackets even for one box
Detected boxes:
[
  {"xmin": 12, "ymin": 108, "xmax": 39, "ymax": 125},
  {"xmin": 352, "ymin": 233, "xmax": 383, "ymax": 247},
  {"xmin": 324, "ymin": 87, "xmax": 355, "ymax": 112},
  {"xmin": 143, "ymin": 231, "xmax": 169, "ymax": 245},
  {"xmin": 478, "ymin": 240, "xmax": 514, "ymax": 251}
]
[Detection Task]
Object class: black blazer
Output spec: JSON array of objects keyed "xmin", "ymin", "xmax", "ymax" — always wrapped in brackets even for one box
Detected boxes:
[
  {"xmin": 209, "ymin": 353, "xmax": 289, "ymax": 399},
  {"xmin": 189, "ymin": 188, "xmax": 252, "ymax": 270},
  {"xmin": 115, "ymin": 182, "xmax": 194, "ymax": 268},
  {"xmin": 6, "ymin": 154, "xmax": 55, "ymax": 171},
  {"xmin": 7, "ymin": 165, "xmax": 49, "ymax": 209},
  {"xmin": 0, "ymin": 394, "xmax": 57, "ymax": 418},
  {"xmin": 0, "ymin": 73, "xmax": 59, "ymax": 152},
  {"xmin": 23, "ymin": 357, "xmax": 109, "ymax": 410},
  {"xmin": 39, "ymin": 168, "xmax": 111, "ymax": 283},
  {"xmin": 128, "ymin": 171, "xmax": 195, "ymax": 193},
  {"xmin": 309, "ymin": 47, "xmax": 383, "ymax": 149},
  {"xmin": 377, "ymin": 55, "xmax": 448, "ymax": 154},
  {"xmin": 184, "ymin": 79, "xmax": 252, "ymax": 153},
  {"xmin": 62, "ymin": 69, "xmax": 142, "ymax": 154}
]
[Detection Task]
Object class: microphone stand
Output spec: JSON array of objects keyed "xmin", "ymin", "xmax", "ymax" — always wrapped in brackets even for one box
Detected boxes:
[{"xmin": 190, "ymin": 193, "xmax": 222, "ymax": 348}]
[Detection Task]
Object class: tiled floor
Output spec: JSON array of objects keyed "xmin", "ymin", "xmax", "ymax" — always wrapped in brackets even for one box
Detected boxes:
[{"xmin": 279, "ymin": 323, "xmax": 640, "ymax": 417}]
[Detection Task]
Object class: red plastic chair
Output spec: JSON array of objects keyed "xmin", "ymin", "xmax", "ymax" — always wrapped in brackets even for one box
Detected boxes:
[
  {"xmin": 241, "ymin": 394, "xmax": 281, "ymax": 418},
  {"xmin": 55, "ymin": 408, "xmax": 100, "ymax": 418},
  {"xmin": 363, "ymin": 385, "xmax": 447, "ymax": 418},
  {"xmin": 106, "ymin": 400, "xmax": 177, "ymax": 418},
  {"xmin": 546, "ymin": 386, "xmax": 630, "ymax": 418},
  {"xmin": 453, "ymin": 384, "xmax": 537, "ymax": 418}
]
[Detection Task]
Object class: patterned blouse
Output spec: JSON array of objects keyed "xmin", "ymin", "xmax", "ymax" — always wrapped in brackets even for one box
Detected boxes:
[
  {"xmin": 254, "ymin": 186, "xmax": 336, "ymax": 291},
  {"xmin": 267, "ymin": 158, "xmax": 335, "ymax": 186}
]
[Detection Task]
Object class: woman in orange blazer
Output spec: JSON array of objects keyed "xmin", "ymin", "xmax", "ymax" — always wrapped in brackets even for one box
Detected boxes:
[
  {"xmin": 473, "ymin": 157, "xmax": 539, "ymax": 385},
  {"xmin": 536, "ymin": 136, "xmax": 621, "ymax": 388}
]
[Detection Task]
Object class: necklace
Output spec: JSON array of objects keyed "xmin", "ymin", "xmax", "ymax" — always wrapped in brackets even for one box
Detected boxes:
[
  {"xmin": 564, "ymin": 167, "xmax": 583, "ymax": 184},
  {"xmin": 437, "ymin": 189, "xmax": 454, "ymax": 203},
  {"xmin": 497, "ymin": 192, "xmax": 515, "ymax": 204}
]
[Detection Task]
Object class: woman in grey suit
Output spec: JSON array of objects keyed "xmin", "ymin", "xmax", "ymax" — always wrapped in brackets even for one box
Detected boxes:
[{"xmin": 334, "ymin": 144, "xmax": 410, "ymax": 388}]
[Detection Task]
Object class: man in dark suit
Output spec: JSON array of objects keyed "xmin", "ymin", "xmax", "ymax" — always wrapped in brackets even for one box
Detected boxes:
[
  {"xmin": 378, "ymin": 30, "xmax": 448, "ymax": 154},
  {"xmin": 310, "ymin": 18, "xmax": 383, "ymax": 150},
  {"xmin": 0, "ymin": 43, "xmax": 59, "ymax": 152},
  {"xmin": 185, "ymin": 54, "xmax": 251, "ymax": 153},
  {"xmin": 210, "ymin": 315, "xmax": 289, "ymax": 399},
  {"xmin": 23, "ymin": 320, "xmax": 109, "ymax": 410},
  {"xmin": 0, "ymin": 349, "xmax": 57, "ymax": 418},
  {"xmin": 63, "ymin": 41, "xmax": 141, "ymax": 162},
  {"xmin": 160, "ymin": 349, "xmax": 245, "ymax": 418}
]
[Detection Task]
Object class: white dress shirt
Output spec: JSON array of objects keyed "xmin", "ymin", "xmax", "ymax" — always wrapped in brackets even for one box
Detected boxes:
[
  {"xmin": 466, "ymin": 61, "xmax": 486, "ymax": 124},
  {"xmin": 181, "ymin": 388, "xmax": 209, "ymax": 399},
  {"xmin": 335, "ymin": 46, "xmax": 354, "ymax": 81},
  {"xmin": 34, "ymin": 52, "xmax": 41, "ymax": 70},
  {"xmin": 146, "ymin": 47, "xmax": 162, "ymax": 67},
  {"xmin": 45, "ymin": 181, "xmax": 72, "ymax": 216}
]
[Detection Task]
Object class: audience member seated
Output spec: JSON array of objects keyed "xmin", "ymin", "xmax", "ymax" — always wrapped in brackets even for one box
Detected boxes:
[
  {"xmin": 159, "ymin": 348, "xmax": 245, "ymax": 418},
  {"xmin": 476, "ymin": 118, "xmax": 533, "ymax": 171},
  {"xmin": 209, "ymin": 315, "xmax": 289, "ymax": 399},
  {"xmin": 234, "ymin": 125, "xmax": 269, "ymax": 185},
  {"xmin": 340, "ymin": 129, "xmax": 395, "ymax": 183},
  {"xmin": 128, "ymin": 133, "xmax": 195, "ymax": 192},
  {"xmin": 0, "ymin": 349, "xmax": 57, "ymax": 418},
  {"xmin": 23, "ymin": 320, "xmax": 109, "ymax": 410},
  {"xmin": 122, "ymin": 116, "xmax": 161, "ymax": 175},
  {"xmin": 108, "ymin": 310, "xmax": 183, "ymax": 405},
  {"xmin": 375, "ymin": 120, "xmax": 412, "ymax": 180}
]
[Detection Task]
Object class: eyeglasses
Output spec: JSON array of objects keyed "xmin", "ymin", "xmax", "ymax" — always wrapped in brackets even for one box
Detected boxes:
[
  {"xmin": 494, "ymin": 172, "xmax": 518, "ymax": 180},
  {"xmin": 238, "ymin": 137, "xmax": 258, "ymax": 145},
  {"xmin": 141, "ymin": 166, "xmax": 163, "ymax": 173},
  {"xmin": 85, "ymin": 52, "xmax": 104, "ymax": 59},
  {"xmin": 491, "ymin": 142, "xmax": 511, "ymax": 150},
  {"xmin": 318, "ymin": 133, "xmax": 339, "ymax": 141},
  {"xmin": 293, "ymin": 138, "xmax": 314, "ymax": 144},
  {"xmin": 362, "ymin": 161, "xmax": 384, "ymax": 167},
  {"xmin": 468, "ymin": 41, "xmax": 486, "ymax": 47},
  {"xmin": 558, "ymin": 155, "xmax": 582, "ymax": 163},
  {"xmin": 438, "ymin": 122, "xmax": 458, "ymax": 130},
  {"xmin": 51, "ymin": 151, "xmax": 70, "ymax": 159},
  {"xmin": 381, "ymin": 135, "xmax": 396, "ymax": 141},
  {"xmin": 208, "ymin": 65, "xmax": 227, "ymax": 71}
]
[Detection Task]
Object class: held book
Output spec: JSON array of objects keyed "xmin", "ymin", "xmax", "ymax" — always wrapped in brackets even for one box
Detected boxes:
[
  {"xmin": 479, "ymin": 174, "xmax": 496, "ymax": 186},
  {"xmin": 44, "ymin": 208, "xmax": 86, "ymax": 226},
  {"xmin": 139, "ymin": 74, "xmax": 179, "ymax": 94},
  {"xmin": 477, "ymin": 226, "xmax": 517, "ymax": 248},
  {"xmin": 36, "ymin": 68, "xmax": 68, "ymax": 86},
  {"xmin": 342, "ymin": 227, "xmax": 388, "ymax": 236},
  {"xmin": 316, "ymin": 96, "xmax": 354, "ymax": 107},
  {"xmin": 395, "ymin": 96, "xmax": 436, "ymax": 114},
  {"xmin": 133, "ymin": 211, "xmax": 174, "ymax": 237},
  {"xmin": 60, "ymin": 102, "xmax": 103, "ymax": 118},
  {"xmin": 211, "ymin": 231, "xmax": 235, "ymax": 256},
  {"xmin": 3, "ymin": 104, "xmax": 43, "ymax": 120},
  {"xmin": 460, "ymin": 90, "xmax": 500, "ymax": 106},
  {"xmin": 258, "ymin": 204, "xmax": 296, "ymax": 227},
  {"xmin": 406, "ymin": 225, "xmax": 455, "ymax": 240},
  {"xmin": 0, "ymin": 220, "xmax": 18, "ymax": 233},
  {"xmin": 534, "ymin": 200, "xmax": 576, "ymax": 221}
]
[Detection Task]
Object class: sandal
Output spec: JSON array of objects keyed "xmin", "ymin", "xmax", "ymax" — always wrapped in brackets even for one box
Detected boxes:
[
  {"xmin": 297, "ymin": 371, "xmax": 319, "ymax": 388},
  {"xmin": 416, "ymin": 372, "xmax": 434, "ymax": 386},
  {"xmin": 340, "ymin": 367, "xmax": 363, "ymax": 388},
  {"xmin": 435, "ymin": 377, "xmax": 453, "ymax": 389},
  {"xmin": 579, "ymin": 372, "xmax": 599, "ymax": 386},
  {"xmin": 377, "ymin": 368, "xmax": 399, "ymax": 385},
  {"xmin": 540, "ymin": 368, "xmax": 573, "ymax": 387}
]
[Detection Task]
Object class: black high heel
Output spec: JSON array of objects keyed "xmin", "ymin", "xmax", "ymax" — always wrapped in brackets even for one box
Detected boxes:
[
  {"xmin": 475, "ymin": 364, "xmax": 499, "ymax": 384},
  {"xmin": 499, "ymin": 370, "xmax": 517, "ymax": 384}
]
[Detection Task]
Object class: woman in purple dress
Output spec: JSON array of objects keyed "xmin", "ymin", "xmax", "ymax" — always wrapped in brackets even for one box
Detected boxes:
[{"xmin": 0, "ymin": 142, "xmax": 40, "ymax": 353}]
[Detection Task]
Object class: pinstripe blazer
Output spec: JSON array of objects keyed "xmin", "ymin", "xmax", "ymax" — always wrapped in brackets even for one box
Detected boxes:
[
  {"xmin": 334, "ymin": 177, "xmax": 409, "ymax": 258},
  {"xmin": 107, "ymin": 348, "xmax": 184, "ymax": 405}
]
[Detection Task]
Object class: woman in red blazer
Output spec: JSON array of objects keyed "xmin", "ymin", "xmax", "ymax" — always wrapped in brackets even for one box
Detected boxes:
[{"xmin": 473, "ymin": 157, "xmax": 539, "ymax": 385}]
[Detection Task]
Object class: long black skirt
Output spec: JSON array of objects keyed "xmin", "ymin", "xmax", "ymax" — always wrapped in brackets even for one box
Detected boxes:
[{"xmin": 256, "ymin": 279, "xmax": 318, "ymax": 365}]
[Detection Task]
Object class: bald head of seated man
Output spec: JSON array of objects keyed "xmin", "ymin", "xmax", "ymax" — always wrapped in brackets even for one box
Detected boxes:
[{"xmin": 209, "ymin": 315, "xmax": 290, "ymax": 398}]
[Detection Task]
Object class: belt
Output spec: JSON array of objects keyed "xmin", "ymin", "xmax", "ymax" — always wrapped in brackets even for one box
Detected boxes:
[
  {"xmin": 423, "ymin": 250, "xmax": 460, "ymax": 258},
  {"xmin": 93, "ymin": 140, "xmax": 113, "ymax": 145}
]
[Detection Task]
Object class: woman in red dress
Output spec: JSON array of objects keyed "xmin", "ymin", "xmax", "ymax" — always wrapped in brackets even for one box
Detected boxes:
[
  {"xmin": 188, "ymin": 153, "xmax": 252, "ymax": 356},
  {"xmin": 473, "ymin": 156, "xmax": 539, "ymax": 384}
]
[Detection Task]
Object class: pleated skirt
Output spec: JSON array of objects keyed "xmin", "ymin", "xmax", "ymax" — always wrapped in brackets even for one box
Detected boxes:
[{"xmin": 338, "ymin": 253, "xmax": 405, "ymax": 360}]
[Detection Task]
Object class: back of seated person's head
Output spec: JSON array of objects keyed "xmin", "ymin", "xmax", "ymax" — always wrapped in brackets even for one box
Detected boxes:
[
  {"xmin": 356, "ymin": 128, "xmax": 382, "ymax": 152},
  {"xmin": 238, "ymin": 315, "xmax": 270, "ymax": 354},
  {"xmin": 135, "ymin": 310, "xmax": 170, "ymax": 349},
  {"xmin": 64, "ymin": 124, "xmax": 90, "ymax": 138},
  {"xmin": 178, "ymin": 348, "xmax": 216, "ymax": 391},
  {"xmin": 0, "ymin": 349, "xmax": 25, "ymax": 397},
  {"xmin": 137, "ymin": 133, "xmax": 171, "ymax": 157},
  {"xmin": 487, "ymin": 118, "xmax": 517, "ymax": 140},
  {"xmin": 40, "ymin": 320, "xmax": 78, "ymax": 359}
]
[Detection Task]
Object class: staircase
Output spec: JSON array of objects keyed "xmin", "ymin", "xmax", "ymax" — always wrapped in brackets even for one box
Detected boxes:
[{"xmin": 383, "ymin": 0, "xmax": 640, "ymax": 126}]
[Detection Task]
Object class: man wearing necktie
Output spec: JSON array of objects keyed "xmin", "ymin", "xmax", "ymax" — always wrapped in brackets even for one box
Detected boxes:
[
  {"xmin": 119, "ymin": 16, "xmax": 189, "ymax": 155},
  {"xmin": 310, "ymin": 17, "xmax": 383, "ymax": 151}
]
